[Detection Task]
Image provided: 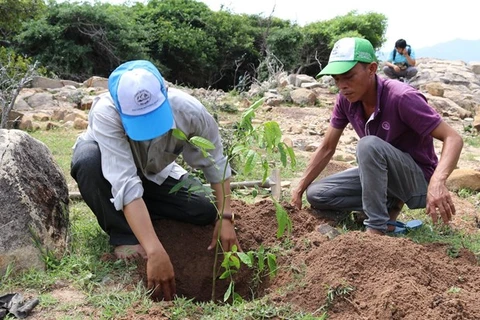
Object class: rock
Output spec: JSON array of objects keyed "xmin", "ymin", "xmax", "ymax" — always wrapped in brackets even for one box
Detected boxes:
[
  {"xmin": 83, "ymin": 76, "xmax": 108, "ymax": 89},
  {"xmin": 446, "ymin": 168, "xmax": 480, "ymax": 191},
  {"xmin": 468, "ymin": 62, "xmax": 480, "ymax": 75},
  {"xmin": 73, "ymin": 118, "xmax": 88, "ymax": 130},
  {"xmin": 30, "ymin": 76, "xmax": 64, "ymax": 89},
  {"xmin": 425, "ymin": 82, "xmax": 444, "ymax": 97},
  {"xmin": 317, "ymin": 224, "xmax": 341, "ymax": 239},
  {"xmin": 0, "ymin": 129, "xmax": 69, "ymax": 275},
  {"xmin": 290, "ymin": 88, "xmax": 317, "ymax": 106}
]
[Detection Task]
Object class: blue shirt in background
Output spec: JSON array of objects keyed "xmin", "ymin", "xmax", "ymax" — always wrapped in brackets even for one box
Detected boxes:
[{"xmin": 387, "ymin": 46, "xmax": 416, "ymax": 66}]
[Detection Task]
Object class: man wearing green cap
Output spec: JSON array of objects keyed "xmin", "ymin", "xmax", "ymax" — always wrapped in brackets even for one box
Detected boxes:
[{"xmin": 291, "ymin": 37, "xmax": 463, "ymax": 235}]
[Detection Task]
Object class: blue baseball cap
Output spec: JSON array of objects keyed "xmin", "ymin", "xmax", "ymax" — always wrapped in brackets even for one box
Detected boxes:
[{"xmin": 108, "ymin": 60, "xmax": 173, "ymax": 141}]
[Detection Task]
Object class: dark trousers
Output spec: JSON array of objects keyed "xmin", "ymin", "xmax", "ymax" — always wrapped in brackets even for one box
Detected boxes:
[
  {"xmin": 70, "ymin": 140, "xmax": 216, "ymax": 246},
  {"xmin": 306, "ymin": 136, "xmax": 427, "ymax": 231}
]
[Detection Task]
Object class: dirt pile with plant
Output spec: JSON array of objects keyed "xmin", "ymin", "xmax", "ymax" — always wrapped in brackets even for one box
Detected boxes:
[{"xmin": 99, "ymin": 195, "xmax": 480, "ymax": 320}]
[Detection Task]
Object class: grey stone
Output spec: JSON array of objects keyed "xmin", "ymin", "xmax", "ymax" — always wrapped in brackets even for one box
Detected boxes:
[{"xmin": 0, "ymin": 129, "xmax": 69, "ymax": 275}]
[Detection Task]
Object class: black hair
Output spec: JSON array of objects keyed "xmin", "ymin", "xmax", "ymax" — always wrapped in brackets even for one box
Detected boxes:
[{"xmin": 395, "ymin": 39, "xmax": 407, "ymax": 49}]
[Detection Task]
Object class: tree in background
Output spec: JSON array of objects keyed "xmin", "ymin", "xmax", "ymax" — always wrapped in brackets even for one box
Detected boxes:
[
  {"xmin": 136, "ymin": 0, "xmax": 260, "ymax": 89},
  {"xmin": 8, "ymin": 1, "xmax": 387, "ymax": 90},
  {"xmin": 0, "ymin": 0, "xmax": 46, "ymax": 43},
  {"xmin": 0, "ymin": 47, "xmax": 46, "ymax": 128},
  {"xmin": 14, "ymin": 1, "xmax": 149, "ymax": 80},
  {"xmin": 266, "ymin": 11, "xmax": 387, "ymax": 77}
]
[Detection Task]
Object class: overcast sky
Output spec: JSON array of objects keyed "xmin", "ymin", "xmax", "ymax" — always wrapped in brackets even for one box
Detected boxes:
[{"xmin": 75, "ymin": 0, "xmax": 478, "ymax": 50}]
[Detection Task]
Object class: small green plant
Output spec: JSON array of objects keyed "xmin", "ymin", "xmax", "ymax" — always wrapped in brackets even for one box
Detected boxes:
[
  {"xmin": 325, "ymin": 283, "xmax": 355, "ymax": 305},
  {"xmin": 463, "ymin": 123, "xmax": 473, "ymax": 134},
  {"xmin": 232, "ymin": 98, "xmax": 296, "ymax": 182},
  {"xmin": 29, "ymin": 226, "xmax": 62, "ymax": 270},
  {"xmin": 328, "ymin": 85, "xmax": 339, "ymax": 94},
  {"xmin": 1, "ymin": 262, "xmax": 15, "ymax": 283},
  {"xmin": 314, "ymin": 282, "xmax": 355, "ymax": 315},
  {"xmin": 447, "ymin": 286, "xmax": 461, "ymax": 294},
  {"xmin": 446, "ymin": 246, "xmax": 460, "ymax": 258},
  {"xmin": 171, "ymin": 97, "xmax": 296, "ymax": 303},
  {"xmin": 216, "ymin": 243, "xmax": 279, "ymax": 303},
  {"xmin": 464, "ymin": 135, "xmax": 480, "ymax": 148},
  {"xmin": 457, "ymin": 188, "xmax": 476, "ymax": 199}
]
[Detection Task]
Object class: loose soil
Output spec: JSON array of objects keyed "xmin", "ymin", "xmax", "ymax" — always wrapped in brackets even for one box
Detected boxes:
[
  {"xmin": 113, "ymin": 196, "xmax": 479, "ymax": 320},
  {"xmin": 147, "ymin": 195, "xmax": 479, "ymax": 320}
]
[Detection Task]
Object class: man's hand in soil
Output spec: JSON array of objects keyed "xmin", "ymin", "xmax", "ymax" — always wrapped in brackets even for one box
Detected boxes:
[
  {"xmin": 146, "ymin": 248, "xmax": 176, "ymax": 301},
  {"xmin": 123, "ymin": 199, "xmax": 176, "ymax": 301},
  {"xmin": 426, "ymin": 179, "xmax": 456, "ymax": 225},
  {"xmin": 291, "ymin": 187, "xmax": 304, "ymax": 210},
  {"xmin": 208, "ymin": 219, "xmax": 241, "ymax": 252}
]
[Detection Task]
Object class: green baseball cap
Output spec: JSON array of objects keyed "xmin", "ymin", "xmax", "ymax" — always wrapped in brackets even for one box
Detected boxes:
[{"xmin": 318, "ymin": 37, "xmax": 376, "ymax": 77}]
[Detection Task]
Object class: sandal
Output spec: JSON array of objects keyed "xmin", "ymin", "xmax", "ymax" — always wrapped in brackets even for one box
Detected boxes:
[{"xmin": 387, "ymin": 219, "xmax": 423, "ymax": 234}]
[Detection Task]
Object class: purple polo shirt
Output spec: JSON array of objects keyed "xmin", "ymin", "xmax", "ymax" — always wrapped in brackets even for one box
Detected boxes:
[{"xmin": 330, "ymin": 76, "xmax": 442, "ymax": 181}]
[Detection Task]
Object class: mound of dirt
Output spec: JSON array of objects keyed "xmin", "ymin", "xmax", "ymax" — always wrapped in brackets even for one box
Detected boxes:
[{"xmin": 133, "ymin": 197, "xmax": 480, "ymax": 319}]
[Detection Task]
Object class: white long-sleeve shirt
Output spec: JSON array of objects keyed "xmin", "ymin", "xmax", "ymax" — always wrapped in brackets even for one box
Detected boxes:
[{"xmin": 74, "ymin": 87, "xmax": 231, "ymax": 210}]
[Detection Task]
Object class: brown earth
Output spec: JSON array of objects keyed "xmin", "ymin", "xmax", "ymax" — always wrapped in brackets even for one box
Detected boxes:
[{"xmin": 117, "ymin": 196, "xmax": 478, "ymax": 320}]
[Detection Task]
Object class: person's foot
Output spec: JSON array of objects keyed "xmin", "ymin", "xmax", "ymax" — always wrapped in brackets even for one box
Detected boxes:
[
  {"xmin": 114, "ymin": 244, "xmax": 147, "ymax": 261},
  {"xmin": 388, "ymin": 201, "xmax": 404, "ymax": 225},
  {"xmin": 365, "ymin": 228, "xmax": 385, "ymax": 235},
  {"xmin": 309, "ymin": 208, "xmax": 350, "ymax": 226}
]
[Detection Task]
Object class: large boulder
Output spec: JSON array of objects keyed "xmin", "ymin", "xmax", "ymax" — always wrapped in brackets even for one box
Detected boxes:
[{"xmin": 0, "ymin": 129, "xmax": 69, "ymax": 275}]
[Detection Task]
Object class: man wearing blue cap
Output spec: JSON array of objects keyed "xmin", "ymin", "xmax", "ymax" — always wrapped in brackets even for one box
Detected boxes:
[
  {"xmin": 291, "ymin": 37, "xmax": 463, "ymax": 235},
  {"xmin": 71, "ymin": 60, "xmax": 239, "ymax": 300}
]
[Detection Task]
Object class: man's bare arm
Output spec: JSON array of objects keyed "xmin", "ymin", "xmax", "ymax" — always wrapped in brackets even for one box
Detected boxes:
[
  {"xmin": 292, "ymin": 125, "xmax": 343, "ymax": 208},
  {"xmin": 427, "ymin": 121, "xmax": 463, "ymax": 224}
]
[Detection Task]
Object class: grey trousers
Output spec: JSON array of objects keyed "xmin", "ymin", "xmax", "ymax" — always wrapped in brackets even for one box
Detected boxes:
[
  {"xmin": 383, "ymin": 66, "xmax": 418, "ymax": 80},
  {"xmin": 70, "ymin": 140, "xmax": 216, "ymax": 246},
  {"xmin": 306, "ymin": 136, "xmax": 428, "ymax": 231}
]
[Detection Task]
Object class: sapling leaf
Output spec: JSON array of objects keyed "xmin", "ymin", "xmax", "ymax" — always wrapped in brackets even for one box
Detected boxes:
[
  {"xmin": 221, "ymin": 252, "xmax": 231, "ymax": 268},
  {"xmin": 240, "ymin": 98, "xmax": 265, "ymax": 126},
  {"xmin": 190, "ymin": 136, "xmax": 215, "ymax": 150},
  {"xmin": 261, "ymin": 159, "xmax": 269, "ymax": 183},
  {"xmin": 219, "ymin": 270, "xmax": 231, "ymax": 280},
  {"xmin": 224, "ymin": 281, "xmax": 233, "ymax": 302},
  {"xmin": 237, "ymin": 252, "xmax": 253, "ymax": 267},
  {"xmin": 187, "ymin": 185, "xmax": 207, "ymax": 194},
  {"xmin": 200, "ymin": 149, "xmax": 209, "ymax": 158},
  {"xmin": 258, "ymin": 244, "xmax": 265, "ymax": 254},
  {"xmin": 286, "ymin": 145, "xmax": 297, "ymax": 167},
  {"xmin": 277, "ymin": 142, "xmax": 287, "ymax": 167},
  {"xmin": 247, "ymin": 251, "xmax": 255, "ymax": 263},
  {"xmin": 264, "ymin": 121, "xmax": 282, "ymax": 149},
  {"xmin": 258, "ymin": 251, "xmax": 265, "ymax": 272},
  {"xmin": 267, "ymin": 253, "xmax": 277, "ymax": 278},
  {"xmin": 233, "ymin": 292, "xmax": 243, "ymax": 303},
  {"xmin": 274, "ymin": 200, "xmax": 292, "ymax": 238},
  {"xmin": 229, "ymin": 255, "xmax": 241, "ymax": 270},
  {"xmin": 231, "ymin": 144, "xmax": 247, "ymax": 155},
  {"xmin": 168, "ymin": 178, "xmax": 188, "ymax": 194},
  {"xmin": 172, "ymin": 128, "xmax": 188, "ymax": 141},
  {"xmin": 244, "ymin": 150, "xmax": 258, "ymax": 174}
]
